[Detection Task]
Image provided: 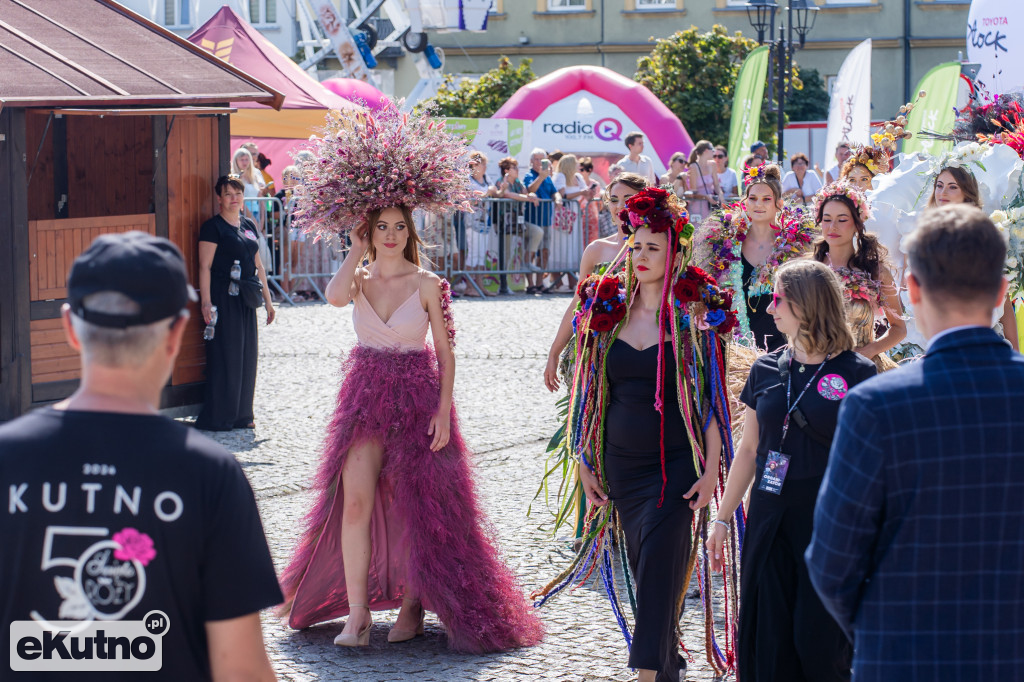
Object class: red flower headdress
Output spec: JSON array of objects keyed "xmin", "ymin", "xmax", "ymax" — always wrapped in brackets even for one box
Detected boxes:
[{"xmin": 617, "ymin": 187, "xmax": 693, "ymax": 241}]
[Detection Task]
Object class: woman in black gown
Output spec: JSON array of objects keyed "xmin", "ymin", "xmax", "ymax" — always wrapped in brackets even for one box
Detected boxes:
[
  {"xmin": 707, "ymin": 259, "xmax": 876, "ymax": 681},
  {"xmin": 195, "ymin": 175, "xmax": 276, "ymax": 431},
  {"xmin": 535, "ymin": 187, "xmax": 739, "ymax": 680}
]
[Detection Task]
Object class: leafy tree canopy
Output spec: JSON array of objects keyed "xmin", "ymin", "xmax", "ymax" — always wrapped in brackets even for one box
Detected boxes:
[
  {"xmin": 419, "ymin": 56, "xmax": 536, "ymax": 119},
  {"xmin": 635, "ymin": 25, "xmax": 816, "ymax": 154},
  {"xmin": 786, "ymin": 67, "xmax": 829, "ymax": 122}
]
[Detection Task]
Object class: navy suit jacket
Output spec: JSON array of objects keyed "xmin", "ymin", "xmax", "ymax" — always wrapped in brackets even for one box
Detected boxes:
[{"xmin": 806, "ymin": 327, "xmax": 1024, "ymax": 681}]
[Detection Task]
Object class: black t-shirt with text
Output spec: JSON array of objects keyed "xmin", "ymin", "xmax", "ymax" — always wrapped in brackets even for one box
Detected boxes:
[
  {"xmin": 740, "ymin": 349, "xmax": 877, "ymax": 485},
  {"xmin": 0, "ymin": 408, "xmax": 283, "ymax": 680}
]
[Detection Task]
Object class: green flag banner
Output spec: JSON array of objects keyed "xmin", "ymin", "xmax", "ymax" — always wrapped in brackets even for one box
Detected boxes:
[
  {"xmin": 729, "ymin": 46, "xmax": 770, "ymax": 178},
  {"xmin": 903, "ymin": 62, "xmax": 961, "ymax": 157}
]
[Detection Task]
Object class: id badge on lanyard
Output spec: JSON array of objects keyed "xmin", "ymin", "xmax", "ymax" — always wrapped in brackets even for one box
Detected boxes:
[{"xmin": 757, "ymin": 354, "xmax": 829, "ymax": 495}]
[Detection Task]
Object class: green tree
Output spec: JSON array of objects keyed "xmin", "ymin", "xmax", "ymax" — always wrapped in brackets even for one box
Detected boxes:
[
  {"xmin": 419, "ymin": 57, "xmax": 536, "ymax": 118},
  {"xmin": 786, "ymin": 67, "xmax": 829, "ymax": 122},
  {"xmin": 635, "ymin": 25, "xmax": 816, "ymax": 154}
]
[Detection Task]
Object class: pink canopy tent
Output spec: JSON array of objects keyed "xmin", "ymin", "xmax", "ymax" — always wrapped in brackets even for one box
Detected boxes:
[
  {"xmin": 322, "ymin": 78, "xmax": 390, "ymax": 111},
  {"xmin": 188, "ymin": 6, "xmax": 362, "ymax": 185},
  {"xmin": 493, "ymin": 65, "xmax": 693, "ymax": 177}
]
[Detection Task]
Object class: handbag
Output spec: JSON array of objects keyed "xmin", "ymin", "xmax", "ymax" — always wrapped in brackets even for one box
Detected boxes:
[
  {"xmin": 239, "ymin": 277, "xmax": 264, "ymax": 309},
  {"xmin": 553, "ymin": 204, "xmax": 575, "ymax": 233}
]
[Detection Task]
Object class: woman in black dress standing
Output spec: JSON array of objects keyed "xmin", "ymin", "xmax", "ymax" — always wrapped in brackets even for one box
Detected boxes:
[
  {"xmin": 535, "ymin": 187, "xmax": 740, "ymax": 680},
  {"xmin": 707, "ymin": 259, "xmax": 876, "ymax": 681},
  {"xmin": 195, "ymin": 175, "xmax": 276, "ymax": 431}
]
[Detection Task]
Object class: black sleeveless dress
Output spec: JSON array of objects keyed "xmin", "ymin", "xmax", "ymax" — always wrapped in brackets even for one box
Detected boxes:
[
  {"xmin": 742, "ymin": 255, "xmax": 785, "ymax": 352},
  {"xmin": 604, "ymin": 339, "xmax": 699, "ymax": 681}
]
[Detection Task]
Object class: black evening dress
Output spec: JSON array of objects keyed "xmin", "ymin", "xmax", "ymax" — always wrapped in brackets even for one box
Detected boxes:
[
  {"xmin": 742, "ymin": 255, "xmax": 785, "ymax": 352},
  {"xmin": 195, "ymin": 215, "xmax": 261, "ymax": 431},
  {"xmin": 603, "ymin": 339, "xmax": 698, "ymax": 682},
  {"xmin": 736, "ymin": 349, "xmax": 876, "ymax": 681}
]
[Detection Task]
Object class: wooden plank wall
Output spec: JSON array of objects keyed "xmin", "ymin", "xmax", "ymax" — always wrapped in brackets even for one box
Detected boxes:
[
  {"xmin": 28, "ymin": 214, "xmax": 156, "ymax": 301},
  {"xmin": 166, "ymin": 116, "xmax": 220, "ymax": 386},
  {"xmin": 27, "ymin": 214, "xmax": 157, "ymax": 385},
  {"xmin": 25, "ymin": 114, "xmax": 153, "ymax": 222}
]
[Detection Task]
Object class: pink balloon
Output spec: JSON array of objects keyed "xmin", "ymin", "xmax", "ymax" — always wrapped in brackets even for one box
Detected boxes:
[{"xmin": 321, "ymin": 78, "xmax": 389, "ymax": 111}]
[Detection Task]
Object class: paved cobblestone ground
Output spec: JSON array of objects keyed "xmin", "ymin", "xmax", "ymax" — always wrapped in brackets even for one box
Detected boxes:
[{"xmin": 200, "ymin": 294, "xmax": 732, "ymax": 682}]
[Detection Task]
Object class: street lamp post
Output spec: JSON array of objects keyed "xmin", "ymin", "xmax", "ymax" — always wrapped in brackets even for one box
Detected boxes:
[{"xmin": 745, "ymin": 0, "xmax": 819, "ymax": 165}]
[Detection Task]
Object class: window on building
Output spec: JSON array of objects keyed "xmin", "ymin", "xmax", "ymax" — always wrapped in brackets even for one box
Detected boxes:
[
  {"xmin": 636, "ymin": 0, "xmax": 674, "ymax": 7},
  {"xmin": 164, "ymin": 0, "xmax": 190, "ymax": 27},
  {"xmin": 547, "ymin": 0, "xmax": 587, "ymax": 10},
  {"xmin": 249, "ymin": 0, "xmax": 278, "ymax": 25}
]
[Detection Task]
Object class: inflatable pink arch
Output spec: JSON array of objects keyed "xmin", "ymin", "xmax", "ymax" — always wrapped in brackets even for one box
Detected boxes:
[
  {"xmin": 322, "ymin": 77, "xmax": 390, "ymax": 111},
  {"xmin": 493, "ymin": 65, "xmax": 693, "ymax": 170}
]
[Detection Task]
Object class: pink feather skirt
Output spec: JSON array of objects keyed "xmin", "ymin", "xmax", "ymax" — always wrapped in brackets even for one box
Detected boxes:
[{"xmin": 279, "ymin": 344, "xmax": 543, "ymax": 653}]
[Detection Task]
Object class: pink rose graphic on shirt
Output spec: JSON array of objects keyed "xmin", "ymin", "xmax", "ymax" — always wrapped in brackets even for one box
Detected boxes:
[{"xmin": 112, "ymin": 528, "xmax": 157, "ymax": 566}]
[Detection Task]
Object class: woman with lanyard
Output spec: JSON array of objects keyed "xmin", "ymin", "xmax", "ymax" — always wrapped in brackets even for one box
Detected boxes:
[
  {"xmin": 707, "ymin": 259, "xmax": 876, "ymax": 681},
  {"xmin": 195, "ymin": 175, "xmax": 275, "ymax": 431}
]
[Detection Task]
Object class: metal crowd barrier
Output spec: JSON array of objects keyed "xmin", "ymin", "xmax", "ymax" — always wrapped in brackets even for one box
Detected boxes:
[{"xmin": 250, "ymin": 195, "xmax": 597, "ymax": 304}]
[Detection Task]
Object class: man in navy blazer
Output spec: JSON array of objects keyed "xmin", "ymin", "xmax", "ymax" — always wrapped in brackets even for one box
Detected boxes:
[{"xmin": 806, "ymin": 205, "xmax": 1024, "ymax": 680}]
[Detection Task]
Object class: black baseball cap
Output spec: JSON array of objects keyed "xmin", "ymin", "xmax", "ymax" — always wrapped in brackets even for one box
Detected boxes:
[
  {"xmin": 67, "ymin": 231, "xmax": 197, "ymax": 328},
  {"xmin": 750, "ymin": 141, "xmax": 767, "ymax": 152}
]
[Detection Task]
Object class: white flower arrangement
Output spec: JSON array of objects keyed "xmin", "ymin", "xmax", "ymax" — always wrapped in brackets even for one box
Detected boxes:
[{"xmin": 990, "ymin": 207, "xmax": 1024, "ymax": 296}]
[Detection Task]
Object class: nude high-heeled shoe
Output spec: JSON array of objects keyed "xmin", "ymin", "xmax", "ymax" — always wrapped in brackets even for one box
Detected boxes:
[
  {"xmin": 387, "ymin": 600, "xmax": 425, "ymax": 643},
  {"xmin": 334, "ymin": 604, "xmax": 372, "ymax": 647}
]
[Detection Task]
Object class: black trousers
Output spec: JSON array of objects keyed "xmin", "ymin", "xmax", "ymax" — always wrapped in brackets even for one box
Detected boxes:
[
  {"xmin": 195, "ymin": 294, "xmax": 258, "ymax": 431},
  {"xmin": 738, "ymin": 479, "xmax": 852, "ymax": 682}
]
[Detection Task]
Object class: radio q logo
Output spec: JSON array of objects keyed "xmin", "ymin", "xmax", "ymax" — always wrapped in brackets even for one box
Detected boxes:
[{"xmin": 9, "ymin": 611, "xmax": 169, "ymax": 672}]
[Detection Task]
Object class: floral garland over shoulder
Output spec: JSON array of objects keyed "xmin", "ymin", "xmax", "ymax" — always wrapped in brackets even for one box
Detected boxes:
[
  {"xmin": 831, "ymin": 266, "xmax": 883, "ymax": 308},
  {"xmin": 694, "ymin": 202, "xmax": 818, "ymax": 342}
]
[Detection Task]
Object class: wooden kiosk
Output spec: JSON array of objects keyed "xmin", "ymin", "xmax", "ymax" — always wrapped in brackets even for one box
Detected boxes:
[{"xmin": 0, "ymin": 0, "xmax": 282, "ymax": 420}]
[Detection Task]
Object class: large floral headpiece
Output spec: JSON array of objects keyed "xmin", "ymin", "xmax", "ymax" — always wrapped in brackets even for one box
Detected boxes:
[
  {"xmin": 813, "ymin": 182, "xmax": 873, "ymax": 223},
  {"xmin": 293, "ymin": 100, "xmax": 472, "ymax": 237},
  {"xmin": 617, "ymin": 187, "xmax": 693, "ymax": 241},
  {"xmin": 845, "ymin": 145, "xmax": 890, "ymax": 176}
]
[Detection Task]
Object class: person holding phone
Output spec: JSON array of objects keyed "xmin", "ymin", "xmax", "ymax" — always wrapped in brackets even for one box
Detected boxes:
[{"xmin": 524, "ymin": 148, "xmax": 562, "ymax": 294}]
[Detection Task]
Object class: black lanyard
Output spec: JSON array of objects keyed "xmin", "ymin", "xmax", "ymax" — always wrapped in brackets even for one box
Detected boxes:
[{"xmin": 780, "ymin": 353, "xmax": 830, "ymax": 447}]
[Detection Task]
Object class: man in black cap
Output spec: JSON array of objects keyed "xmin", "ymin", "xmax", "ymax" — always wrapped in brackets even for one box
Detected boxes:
[
  {"xmin": 750, "ymin": 140, "xmax": 769, "ymax": 162},
  {"xmin": 0, "ymin": 232, "xmax": 281, "ymax": 680}
]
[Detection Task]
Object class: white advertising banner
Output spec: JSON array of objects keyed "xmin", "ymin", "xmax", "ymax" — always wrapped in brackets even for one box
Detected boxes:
[
  {"xmin": 529, "ymin": 92, "xmax": 665, "ymax": 175},
  {"xmin": 822, "ymin": 39, "xmax": 872, "ymax": 171},
  {"xmin": 415, "ymin": 0, "xmax": 493, "ymax": 32},
  {"xmin": 443, "ymin": 118, "xmax": 532, "ymax": 180},
  {"xmin": 308, "ymin": 0, "xmax": 373, "ymax": 81},
  {"xmin": 967, "ymin": 0, "xmax": 1024, "ymax": 92}
]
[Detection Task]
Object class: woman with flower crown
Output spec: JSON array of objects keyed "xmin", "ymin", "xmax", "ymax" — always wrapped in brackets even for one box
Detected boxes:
[
  {"xmin": 695, "ymin": 164, "xmax": 818, "ymax": 352},
  {"xmin": 869, "ymin": 141, "xmax": 1022, "ymax": 351},
  {"xmin": 278, "ymin": 102, "xmax": 543, "ymax": 653},
  {"xmin": 809, "ymin": 182, "xmax": 905, "ymax": 371},
  {"xmin": 532, "ymin": 187, "xmax": 740, "ymax": 681}
]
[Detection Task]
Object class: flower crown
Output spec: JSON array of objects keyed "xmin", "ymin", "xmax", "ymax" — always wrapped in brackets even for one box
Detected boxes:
[
  {"xmin": 617, "ymin": 187, "xmax": 693, "ymax": 241},
  {"xmin": 293, "ymin": 99, "xmax": 472, "ymax": 237},
  {"xmin": 813, "ymin": 182, "xmax": 873, "ymax": 223},
  {"xmin": 845, "ymin": 144, "xmax": 890, "ymax": 176},
  {"xmin": 869, "ymin": 92, "xmax": 924, "ymax": 153},
  {"xmin": 745, "ymin": 163, "xmax": 769, "ymax": 182},
  {"xmin": 926, "ymin": 141, "xmax": 988, "ymax": 180}
]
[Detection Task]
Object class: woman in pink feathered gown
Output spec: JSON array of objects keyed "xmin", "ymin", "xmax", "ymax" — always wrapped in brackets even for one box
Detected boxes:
[{"xmin": 278, "ymin": 206, "xmax": 543, "ymax": 652}]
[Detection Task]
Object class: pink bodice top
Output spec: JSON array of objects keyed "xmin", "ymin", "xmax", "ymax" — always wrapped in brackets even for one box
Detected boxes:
[{"xmin": 352, "ymin": 288, "xmax": 429, "ymax": 352}]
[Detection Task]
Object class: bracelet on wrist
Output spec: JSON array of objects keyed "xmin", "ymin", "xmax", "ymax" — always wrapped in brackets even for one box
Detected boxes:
[{"xmin": 713, "ymin": 519, "xmax": 730, "ymax": 531}]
